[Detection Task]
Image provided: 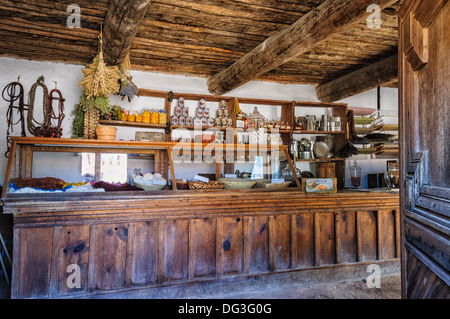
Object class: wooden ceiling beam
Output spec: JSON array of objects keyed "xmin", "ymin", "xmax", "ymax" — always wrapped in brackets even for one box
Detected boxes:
[
  {"xmin": 206, "ymin": 0, "xmax": 398, "ymax": 95},
  {"xmin": 103, "ymin": 0, "xmax": 152, "ymax": 66},
  {"xmin": 316, "ymin": 54, "xmax": 398, "ymax": 102}
]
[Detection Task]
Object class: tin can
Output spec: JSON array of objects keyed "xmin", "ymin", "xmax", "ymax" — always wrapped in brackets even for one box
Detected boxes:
[
  {"xmin": 186, "ymin": 116, "xmax": 193, "ymax": 126},
  {"xmin": 216, "ymin": 109, "xmax": 223, "ymax": 118},
  {"xmin": 182, "ymin": 106, "xmax": 189, "ymax": 117},
  {"xmin": 170, "ymin": 115, "xmax": 178, "ymax": 125},
  {"xmin": 196, "ymin": 108, "xmax": 203, "ymax": 118},
  {"xmin": 214, "ymin": 118, "xmax": 221, "ymax": 127},
  {"xmin": 223, "ymin": 109, "xmax": 229, "ymax": 117},
  {"xmin": 201, "ymin": 117, "xmax": 207, "ymax": 126},
  {"xmin": 203, "ymin": 108, "xmax": 210, "ymax": 117},
  {"xmin": 177, "ymin": 97, "xmax": 185, "ymax": 107},
  {"xmin": 178, "ymin": 116, "xmax": 186, "ymax": 126},
  {"xmin": 174, "ymin": 105, "xmax": 182, "ymax": 116},
  {"xmin": 227, "ymin": 118, "xmax": 233, "ymax": 127},
  {"xmin": 222, "ymin": 118, "xmax": 228, "ymax": 127},
  {"xmin": 194, "ymin": 117, "xmax": 202, "ymax": 127},
  {"xmin": 207, "ymin": 118, "xmax": 214, "ymax": 127},
  {"xmin": 199, "ymin": 99, "xmax": 206, "ymax": 108}
]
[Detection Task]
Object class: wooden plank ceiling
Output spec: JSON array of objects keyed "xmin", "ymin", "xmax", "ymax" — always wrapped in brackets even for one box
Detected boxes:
[{"xmin": 0, "ymin": 0, "xmax": 400, "ymax": 96}]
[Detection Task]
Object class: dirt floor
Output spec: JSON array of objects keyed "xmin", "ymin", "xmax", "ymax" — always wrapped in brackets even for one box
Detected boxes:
[{"xmin": 207, "ymin": 274, "xmax": 402, "ymax": 299}]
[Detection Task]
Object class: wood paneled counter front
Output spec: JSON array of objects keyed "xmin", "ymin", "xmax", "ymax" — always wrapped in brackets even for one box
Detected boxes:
[{"xmin": 2, "ymin": 189, "xmax": 400, "ymax": 299}]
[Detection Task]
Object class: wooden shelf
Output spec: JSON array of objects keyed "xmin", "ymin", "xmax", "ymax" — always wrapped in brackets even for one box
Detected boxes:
[
  {"xmin": 296, "ymin": 158, "xmax": 345, "ymax": 162},
  {"xmin": 171, "ymin": 125, "xmax": 228, "ymax": 131},
  {"xmin": 99, "ymin": 120, "xmax": 167, "ymax": 129},
  {"xmin": 292, "ymin": 130, "xmax": 345, "ymax": 135},
  {"xmin": 171, "ymin": 125, "xmax": 292, "ymax": 133},
  {"xmin": 100, "ymin": 88, "xmax": 348, "ymax": 190}
]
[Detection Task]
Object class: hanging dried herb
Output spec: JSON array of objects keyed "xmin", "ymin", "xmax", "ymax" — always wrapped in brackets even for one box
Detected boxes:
[
  {"xmin": 71, "ymin": 102, "xmax": 85, "ymax": 139},
  {"xmin": 78, "ymin": 29, "xmax": 120, "ymax": 99},
  {"xmin": 118, "ymin": 54, "xmax": 139, "ymax": 102}
]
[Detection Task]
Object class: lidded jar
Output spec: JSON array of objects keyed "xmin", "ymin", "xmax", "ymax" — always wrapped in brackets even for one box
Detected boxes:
[
  {"xmin": 248, "ymin": 107, "xmax": 265, "ymax": 129},
  {"xmin": 350, "ymin": 160, "xmax": 361, "ymax": 188}
]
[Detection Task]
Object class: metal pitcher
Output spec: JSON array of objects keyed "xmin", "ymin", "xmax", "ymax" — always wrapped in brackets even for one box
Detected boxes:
[{"xmin": 306, "ymin": 115, "xmax": 316, "ymax": 131}]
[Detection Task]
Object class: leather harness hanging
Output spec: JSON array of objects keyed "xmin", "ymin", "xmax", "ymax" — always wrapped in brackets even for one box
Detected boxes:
[{"xmin": 2, "ymin": 78, "xmax": 27, "ymax": 157}]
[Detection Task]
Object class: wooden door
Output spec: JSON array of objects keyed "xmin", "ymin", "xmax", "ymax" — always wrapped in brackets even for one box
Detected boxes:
[{"xmin": 399, "ymin": 0, "xmax": 450, "ymax": 299}]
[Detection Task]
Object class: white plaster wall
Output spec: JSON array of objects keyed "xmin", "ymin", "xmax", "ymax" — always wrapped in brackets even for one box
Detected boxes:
[{"xmin": 0, "ymin": 57, "xmax": 398, "ymax": 188}]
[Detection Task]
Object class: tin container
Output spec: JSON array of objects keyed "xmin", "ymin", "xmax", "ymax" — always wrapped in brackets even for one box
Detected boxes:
[
  {"xmin": 170, "ymin": 115, "xmax": 178, "ymax": 125},
  {"xmin": 186, "ymin": 116, "xmax": 193, "ymax": 126},
  {"xmin": 222, "ymin": 118, "xmax": 228, "ymax": 127},
  {"xmin": 194, "ymin": 117, "xmax": 202, "ymax": 127},
  {"xmin": 174, "ymin": 105, "xmax": 182, "ymax": 116},
  {"xmin": 203, "ymin": 108, "xmax": 210, "ymax": 117},
  {"xmin": 207, "ymin": 118, "xmax": 214, "ymax": 127},
  {"xmin": 196, "ymin": 108, "xmax": 203, "ymax": 118},
  {"xmin": 217, "ymin": 109, "xmax": 223, "ymax": 118},
  {"xmin": 198, "ymin": 99, "xmax": 206, "ymax": 108},
  {"xmin": 178, "ymin": 115, "xmax": 186, "ymax": 126},
  {"xmin": 182, "ymin": 107, "xmax": 189, "ymax": 117},
  {"xmin": 227, "ymin": 118, "xmax": 233, "ymax": 127}
]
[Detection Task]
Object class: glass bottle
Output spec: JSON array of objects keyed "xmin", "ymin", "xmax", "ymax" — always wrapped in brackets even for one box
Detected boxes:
[
  {"xmin": 350, "ymin": 160, "xmax": 361, "ymax": 188},
  {"xmin": 248, "ymin": 107, "xmax": 265, "ymax": 129}
]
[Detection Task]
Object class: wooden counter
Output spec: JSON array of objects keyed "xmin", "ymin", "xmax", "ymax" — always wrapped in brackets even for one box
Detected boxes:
[{"xmin": 1, "ymin": 189, "xmax": 400, "ymax": 299}]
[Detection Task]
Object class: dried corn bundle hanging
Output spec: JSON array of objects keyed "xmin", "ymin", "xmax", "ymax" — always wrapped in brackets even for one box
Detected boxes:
[
  {"xmin": 78, "ymin": 30, "xmax": 120, "ymax": 99},
  {"xmin": 119, "ymin": 53, "xmax": 139, "ymax": 102},
  {"xmin": 76, "ymin": 26, "xmax": 118, "ymax": 139},
  {"xmin": 233, "ymin": 97, "xmax": 241, "ymax": 115},
  {"xmin": 83, "ymin": 105, "xmax": 99, "ymax": 139}
]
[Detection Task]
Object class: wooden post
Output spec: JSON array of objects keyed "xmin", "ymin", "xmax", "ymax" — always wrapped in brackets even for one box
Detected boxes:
[{"xmin": 103, "ymin": 0, "xmax": 152, "ymax": 66}]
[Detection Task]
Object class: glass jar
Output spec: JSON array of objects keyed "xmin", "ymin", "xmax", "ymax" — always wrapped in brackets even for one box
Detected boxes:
[
  {"xmin": 135, "ymin": 113, "xmax": 143, "ymax": 122},
  {"xmin": 127, "ymin": 111, "xmax": 135, "ymax": 122},
  {"xmin": 121, "ymin": 109, "xmax": 128, "ymax": 122},
  {"xmin": 248, "ymin": 107, "xmax": 265, "ymax": 129},
  {"xmin": 350, "ymin": 160, "xmax": 361, "ymax": 188},
  {"xmin": 159, "ymin": 110, "xmax": 167, "ymax": 124},
  {"xmin": 143, "ymin": 110, "xmax": 151, "ymax": 123},
  {"xmin": 385, "ymin": 162, "xmax": 400, "ymax": 188},
  {"xmin": 151, "ymin": 109, "xmax": 159, "ymax": 124}
]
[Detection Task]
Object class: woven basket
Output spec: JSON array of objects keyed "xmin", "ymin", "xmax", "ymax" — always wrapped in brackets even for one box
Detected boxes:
[
  {"xmin": 218, "ymin": 178, "xmax": 257, "ymax": 189},
  {"xmin": 188, "ymin": 181, "xmax": 225, "ymax": 190}
]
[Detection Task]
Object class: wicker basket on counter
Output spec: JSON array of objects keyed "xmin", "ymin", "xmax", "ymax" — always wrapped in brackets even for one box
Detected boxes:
[{"xmin": 188, "ymin": 181, "xmax": 225, "ymax": 190}]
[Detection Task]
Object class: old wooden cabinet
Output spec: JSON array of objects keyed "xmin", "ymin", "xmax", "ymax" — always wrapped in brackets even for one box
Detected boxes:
[
  {"xmin": 3, "ymin": 189, "xmax": 400, "ymax": 299},
  {"xmin": 399, "ymin": 0, "xmax": 450, "ymax": 299}
]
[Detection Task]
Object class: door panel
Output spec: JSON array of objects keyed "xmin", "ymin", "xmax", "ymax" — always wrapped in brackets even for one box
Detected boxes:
[{"xmin": 399, "ymin": 0, "xmax": 450, "ymax": 299}]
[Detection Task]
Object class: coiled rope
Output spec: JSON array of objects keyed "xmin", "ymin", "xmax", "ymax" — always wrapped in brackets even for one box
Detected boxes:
[{"xmin": 27, "ymin": 75, "xmax": 50, "ymax": 136}]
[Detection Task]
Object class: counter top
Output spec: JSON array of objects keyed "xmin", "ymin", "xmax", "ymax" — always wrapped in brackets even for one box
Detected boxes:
[{"xmin": 1, "ymin": 187, "xmax": 399, "ymax": 220}]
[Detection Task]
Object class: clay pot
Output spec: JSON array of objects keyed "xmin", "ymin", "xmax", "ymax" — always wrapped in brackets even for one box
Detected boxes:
[{"xmin": 96, "ymin": 126, "xmax": 117, "ymax": 140}]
